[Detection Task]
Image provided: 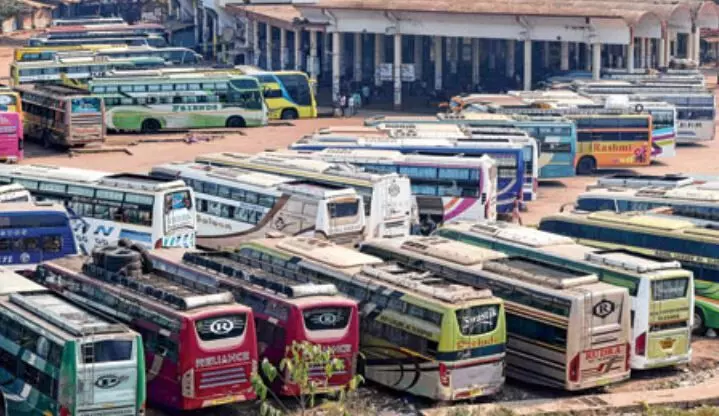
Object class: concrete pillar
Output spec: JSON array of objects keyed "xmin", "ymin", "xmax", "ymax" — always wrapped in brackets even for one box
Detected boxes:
[
  {"xmin": 584, "ymin": 43, "xmax": 591, "ymax": 71},
  {"xmin": 663, "ymin": 31, "xmax": 671, "ymax": 65},
  {"xmin": 542, "ymin": 41, "xmax": 550, "ymax": 68},
  {"xmin": 265, "ymin": 24, "xmax": 273, "ymax": 70},
  {"xmin": 414, "ymin": 36, "xmax": 423, "ymax": 81},
  {"xmin": 332, "ymin": 32, "xmax": 341, "ymax": 104},
  {"xmin": 638, "ymin": 37, "xmax": 645, "ymax": 68},
  {"xmin": 279, "ymin": 28, "xmax": 287, "ymax": 69},
  {"xmin": 309, "ymin": 30, "xmax": 318, "ymax": 94},
  {"xmin": 193, "ymin": 1, "xmax": 199, "ymax": 48},
  {"xmin": 658, "ymin": 32, "xmax": 666, "ymax": 67},
  {"xmin": 627, "ymin": 37, "xmax": 635, "ymax": 72},
  {"xmin": 354, "ymin": 33, "xmax": 363, "ymax": 82},
  {"xmin": 294, "ymin": 29, "xmax": 302, "ymax": 70},
  {"xmin": 393, "ymin": 33, "xmax": 402, "ymax": 109},
  {"xmin": 374, "ymin": 34, "xmax": 384, "ymax": 87},
  {"xmin": 252, "ymin": 20, "xmax": 260, "ymax": 66},
  {"xmin": 323, "ymin": 32, "xmax": 331, "ymax": 75},
  {"xmin": 592, "ymin": 43, "xmax": 601, "ymax": 80},
  {"xmin": 201, "ymin": 8, "xmax": 208, "ymax": 54},
  {"xmin": 523, "ymin": 39, "xmax": 532, "ymax": 91},
  {"xmin": 693, "ymin": 28, "xmax": 701, "ymax": 62},
  {"xmin": 574, "ymin": 42, "xmax": 580, "ymax": 69},
  {"xmin": 449, "ymin": 37, "xmax": 458, "ymax": 74},
  {"xmin": 471, "ymin": 38, "xmax": 480, "ymax": 86},
  {"xmin": 643, "ymin": 38, "xmax": 651, "ymax": 68},
  {"xmin": 506, "ymin": 39, "xmax": 516, "ymax": 77},
  {"xmin": 488, "ymin": 40, "xmax": 496, "ymax": 70},
  {"xmin": 434, "ymin": 36, "xmax": 442, "ymax": 90},
  {"xmin": 560, "ymin": 41, "xmax": 569, "ymax": 71}
]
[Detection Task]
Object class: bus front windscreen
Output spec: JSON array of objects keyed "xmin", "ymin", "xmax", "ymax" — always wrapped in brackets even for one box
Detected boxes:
[
  {"xmin": 71, "ymin": 97, "xmax": 102, "ymax": 114},
  {"xmin": 163, "ymin": 190, "xmax": 193, "ymax": 231},
  {"xmin": 456, "ymin": 304, "xmax": 500, "ymax": 336},
  {"xmin": 303, "ymin": 307, "xmax": 351, "ymax": 331},
  {"xmin": 229, "ymin": 79, "xmax": 264, "ymax": 110},
  {"xmin": 0, "ymin": 94, "xmax": 17, "ymax": 112},
  {"xmin": 652, "ymin": 278, "xmax": 689, "ymax": 301},
  {"xmin": 328, "ymin": 201, "xmax": 359, "ymax": 218}
]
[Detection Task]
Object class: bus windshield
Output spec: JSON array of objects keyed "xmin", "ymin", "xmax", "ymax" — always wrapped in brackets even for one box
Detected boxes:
[
  {"xmin": 277, "ymin": 74, "xmax": 313, "ymax": 106},
  {"xmin": 456, "ymin": 304, "xmax": 500, "ymax": 335},
  {"xmin": 329, "ymin": 201, "xmax": 359, "ymax": 218},
  {"xmin": 164, "ymin": 189, "xmax": 194, "ymax": 232},
  {"xmin": 71, "ymin": 97, "xmax": 102, "ymax": 113},
  {"xmin": 0, "ymin": 95, "xmax": 17, "ymax": 111},
  {"xmin": 652, "ymin": 278, "xmax": 689, "ymax": 301},
  {"xmin": 195, "ymin": 313, "xmax": 248, "ymax": 341},
  {"xmin": 83, "ymin": 339, "xmax": 134, "ymax": 363},
  {"xmin": 229, "ymin": 79, "xmax": 263, "ymax": 110},
  {"xmin": 303, "ymin": 307, "xmax": 352, "ymax": 331}
]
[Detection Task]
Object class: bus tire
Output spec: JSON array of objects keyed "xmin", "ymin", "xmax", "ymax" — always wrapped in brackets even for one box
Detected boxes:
[
  {"xmin": 693, "ymin": 307, "xmax": 707, "ymax": 335},
  {"xmin": 141, "ymin": 119, "xmax": 161, "ymax": 134},
  {"xmin": 0, "ymin": 393, "xmax": 6, "ymax": 416},
  {"xmin": 576, "ymin": 157, "xmax": 596, "ymax": 175},
  {"xmin": 280, "ymin": 109, "xmax": 298, "ymax": 120},
  {"xmin": 225, "ymin": 116, "xmax": 246, "ymax": 128}
]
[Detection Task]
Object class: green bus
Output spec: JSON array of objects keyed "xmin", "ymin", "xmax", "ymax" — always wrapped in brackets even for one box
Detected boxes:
[
  {"xmin": 435, "ymin": 220, "xmax": 693, "ymax": 370},
  {"xmin": 88, "ymin": 72, "xmax": 268, "ymax": 132},
  {"xmin": 0, "ymin": 267, "xmax": 145, "ymax": 415},
  {"xmin": 539, "ymin": 210, "xmax": 717, "ymax": 334}
]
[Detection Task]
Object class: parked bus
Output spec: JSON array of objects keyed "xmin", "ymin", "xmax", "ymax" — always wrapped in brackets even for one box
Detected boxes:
[
  {"xmin": 539, "ymin": 211, "xmax": 719, "ymax": 334},
  {"xmin": 575, "ymin": 84, "xmax": 715, "ymax": 142},
  {"xmin": 52, "ymin": 17, "xmax": 127, "ymax": 27},
  {"xmin": 13, "ymin": 84, "xmax": 105, "ymax": 148},
  {"xmin": 0, "ymin": 183, "xmax": 31, "ymax": 202},
  {"xmin": 28, "ymin": 37, "xmax": 158, "ymax": 48},
  {"xmin": 91, "ymin": 46, "xmax": 202, "ymax": 65},
  {"xmin": 234, "ymin": 66, "xmax": 317, "ymax": 119},
  {"xmin": 151, "ymin": 249, "xmax": 360, "ymax": 396},
  {"xmin": 10, "ymin": 56, "xmax": 168, "ymax": 85},
  {"xmin": 359, "ymin": 236, "xmax": 632, "ymax": 390},
  {"xmin": 0, "ymin": 267, "xmax": 145, "ymax": 416},
  {"xmin": 0, "ymin": 88, "xmax": 22, "ymax": 113},
  {"xmin": 0, "ymin": 112, "xmax": 22, "ymax": 163},
  {"xmin": 286, "ymin": 136, "xmax": 529, "ymax": 213},
  {"xmin": 435, "ymin": 221, "xmax": 693, "ymax": 370},
  {"xmin": 195, "ymin": 152, "xmax": 414, "ymax": 239},
  {"xmin": 150, "ymin": 162, "xmax": 367, "ymax": 247},
  {"xmin": 236, "ymin": 236, "xmax": 507, "ymax": 401},
  {"xmin": 0, "ymin": 165, "xmax": 196, "ymax": 253},
  {"xmin": 271, "ymin": 149, "xmax": 498, "ymax": 227},
  {"xmin": 14, "ymin": 44, "xmax": 132, "ymax": 62},
  {"xmin": 0, "ymin": 199, "xmax": 78, "ymax": 272},
  {"xmin": 88, "ymin": 72, "xmax": 267, "ymax": 132},
  {"xmin": 37, "ymin": 245, "xmax": 258, "ymax": 410},
  {"xmin": 42, "ymin": 23, "xmax": 166, "ymax": 39}
]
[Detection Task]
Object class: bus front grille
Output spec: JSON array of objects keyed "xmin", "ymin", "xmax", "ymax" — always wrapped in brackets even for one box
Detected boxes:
[
  {"xmin": 78, "ymin": 406, "xmax": 136, "ymax": 416},
  {"xmin": 198, "ymin": 367, "xmax": 248, "ymax": 389}
]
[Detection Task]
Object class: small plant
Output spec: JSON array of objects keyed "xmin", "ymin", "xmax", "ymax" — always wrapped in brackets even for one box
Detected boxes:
[{"xmin": 251, "ymin": 340, "xmax": 364, "ymax": 416}]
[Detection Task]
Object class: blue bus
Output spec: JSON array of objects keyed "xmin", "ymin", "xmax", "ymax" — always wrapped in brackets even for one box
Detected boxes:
[
  {"xmin": 365, "ymin": 113, "xmax": 577, "ymax": 180},
  {"xmin": 0, "ymin": 201, "xmax": 78, "ymax": 272},
  {"xmin": 289, "ymin": 136, "xmax": 527, "ymax": 214}
]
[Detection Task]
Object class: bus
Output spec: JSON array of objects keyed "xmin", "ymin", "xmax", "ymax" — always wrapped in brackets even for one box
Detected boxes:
[
  {"xmin": 0, "ymin": 184, "xmax": 31, "ymax": 202},
  {"xmin": 270, "ymin": 149, "xmax": 498, "ymax": 229},
  {"xmin": 90, "ymin": 46, "xmax": 202, "ymax": 65},
  {"xmin": 0, "ymin": 88, "xmax": 21, "ymax": 113},
  {"xmin": 235, "ymin": 236, "xmax": 507, "ymax": 401},
  {"xmin": 13, "ymin": 84, "xmax": 105, "ymax": 148},
  {"xmin": 538, "ymin": 211, "xmax": 719, "ymax": 334},
  {"xmin": 365, "ymin": 113, "xmax": 577, "ymax": 180},
  {"xmin": 234, "ymin": 66, "xmax": 317, "ymax": 119},
  {"xmin": 88, "ymin": 72, "xmax": 267, "ymax": 132},
  {"xmin": 28, "ymin": 37, "xmax": 159, "ymax": 48},
  {"xmin": 42, "ymin": 23, "xmax": 166, "ymax": 39},
  {"xmin": 151, "ymin": 249, "xmax": 360, "ymax": 396},
  {"xmin": 14, "ymin": 44, "xmax": 133, "ymax": 62},
  {"xmin": 286, "ymin": 137, "xmax": 529, "ymax": 213},
  {"xmin": 0, "ymin": 112, "xmax": 22, "ymax": 163},
  {"xmin": 51, "ymin": 17, "xmax": 127, "ymax": 27},
  {"xmin": 195, "ymin": 152, "xmax": 414, "ymax": 239},
  {"xmin": 0, "ymin": 165, "xmax": 196, "ymax": 253},
  {"xmin": 0, "ymin": 200, "xmax": 78, "ymax": 272},
  {"xmin": 10, "ymin": 56, "xmax": 168, "ymax": 85},
  {"xmin": 0, "ymin": 268, "xmax": 145, "ymax": 416},
  {"xmin": 150, "ymin": 162, "xmax": 368, "ymax": 247},
  {"xmin": 37, "ymin": 245, "xmax": 258, "ymax": 410},
  {"xmin": 434, "ymin": 221, "xmax": 693, "ymax": 370},
  {"xmin": 574, "ymin": 84, "xmax": 715, "ymax": 142},
  {"xmin": 359, "ymin": 236, "xmax": 632, "ymax": 390}
]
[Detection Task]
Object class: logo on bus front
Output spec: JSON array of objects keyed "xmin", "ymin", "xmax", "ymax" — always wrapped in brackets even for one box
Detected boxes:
[
  {"xmin": 593, "ymin": 300, "xmax": 615, "ymax": 318},
  {"xmin": 209, "ymin": 318, "xmax": 235, "ymax": 335},
  {"xmin": 388, "ymin": 182, "xmax": 401, "ymax": 197},
  {"xmin": 95, "ymin": 374, "xmax": 129, "ymax": 389}
]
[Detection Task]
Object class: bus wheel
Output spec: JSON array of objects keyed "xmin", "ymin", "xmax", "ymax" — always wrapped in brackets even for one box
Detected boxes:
[
  {"xmin": 693, "ymin": 308, "xmax": 707, "ymax": 335},
  {"xmin": 141, "ymin": 119, "xmax": 161, "ymax": 134},
  {"xmin": 226, "ymin": 116, "xmax": 246, "ymax": 128},
  {"xmin": 576, "ymin": 157, "xmax": 596, "ymax": 175},
  {"xmin": 281, "ymin": 109, "xmax": 298, "ymax": 120}
]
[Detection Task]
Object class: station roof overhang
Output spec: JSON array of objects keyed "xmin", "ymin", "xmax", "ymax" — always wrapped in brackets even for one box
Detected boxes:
[{"xmin": 225, "ymin": 4, "xmax": 327, "ymax": 31}]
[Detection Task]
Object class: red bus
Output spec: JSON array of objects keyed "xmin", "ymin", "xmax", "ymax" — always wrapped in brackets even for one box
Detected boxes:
[
  {"xmin": 150, "ymin": 249, "xmax": 360, "ymax": 396},
  {"xmin": 36, "ymin": 245, "xmax": 258, "ymax": 410},
  {"xmin": 0, "ymin": 112, "xmax": 22, "ymax": 163}
]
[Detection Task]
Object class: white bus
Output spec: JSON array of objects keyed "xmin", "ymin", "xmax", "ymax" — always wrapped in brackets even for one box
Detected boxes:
[
  {"xmin": 195, "ymin": 152, "xmax": 414, "ymax": 239},
  {"xmin": 0, "ymin": 267, "xmax": 145, "ymax": 416},
  {"xmin": 0, "ymin": 184, "xmax": 31, "ymax": 203},
  {"xmin": 150, "ymin": 162, "xmax": 367, "ymax": 248},
  {"xmin": 435, "ymin": 220, "xmax": 694, "ymax": 370},
  {"xmin": 263, "ymin": 149, "xmax": 498, "ymax": 227},
  {"xmin": 359, "ymin": 236, "xmax": 633, "ymax": 390},
  {"xmin": 0, "ymin": 164, "xmax": 196, "ymax": 254}
]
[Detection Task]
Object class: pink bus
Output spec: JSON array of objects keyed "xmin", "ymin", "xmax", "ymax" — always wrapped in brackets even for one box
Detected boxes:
[{"xmin": 0, "ymin": 112, "xmax": 22, "ymax": 163}]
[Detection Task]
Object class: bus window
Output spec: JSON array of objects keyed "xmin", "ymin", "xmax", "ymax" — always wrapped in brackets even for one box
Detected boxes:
[
  {"xmin": 277, "ymin": 74, "xmax": 312, "ymax": 106},
  {"xmin": 302, "ymin": 307, "xmax": 351, "ymax": 331},
  {"xmin": 328, "ymin": 201, "xmax": 359, "ymax": 218}
]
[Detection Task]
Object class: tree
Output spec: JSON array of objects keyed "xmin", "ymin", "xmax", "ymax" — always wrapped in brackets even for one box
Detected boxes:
[
  {"xmin": 251, "ymin": 340, "xmax": 364, "ymax": 416},
  {"xmin": 0, "ymin": 0, "xmax": 23, "ymax": 24}
]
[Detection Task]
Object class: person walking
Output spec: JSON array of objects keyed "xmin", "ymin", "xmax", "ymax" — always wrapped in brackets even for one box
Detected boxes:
[
  {"xmin": 338, "ymin": 93, "xmax": 347, "ymax": 117},
  {"xmin": 362, "ymin": 84, "xmax": 371, "ymax": 105}
]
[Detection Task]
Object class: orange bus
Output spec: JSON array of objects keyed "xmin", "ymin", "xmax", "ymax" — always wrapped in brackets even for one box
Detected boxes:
[{"xmin": 570, "ymin": 114, "xmax": 652, "ymax": 175}]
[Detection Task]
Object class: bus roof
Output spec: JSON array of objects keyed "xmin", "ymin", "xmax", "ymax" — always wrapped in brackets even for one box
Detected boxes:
[
  {"xmin": 365, "ymin": 236, "xmax": 506, "ymax": 265},
  {"xmin": 442, "ymin": 221, "xmax": 576, "ymax": 248},
  {"xmin": 270, "ymin": 149, "xmax": 496, "ymax": 168},
  {"xmin": 0, "ymin": 267, "xmax": 45, "ymax": 295},
  {"xmin": 13, "ymin": 84, "xmax": 95, "ymax": 98}
]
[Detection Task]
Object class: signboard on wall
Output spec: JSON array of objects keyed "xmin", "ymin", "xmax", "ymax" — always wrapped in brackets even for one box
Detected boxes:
[
  {"xmin": 374, "ymin": 64, "xmax": 416, "ymax": 82},
  {"xmin": 400, "ymin": 64, "xmax": 415, "ymax": 82},
  {"xmin": 376, "ymin": 63, "xmax": 393, "ymax": 81}
]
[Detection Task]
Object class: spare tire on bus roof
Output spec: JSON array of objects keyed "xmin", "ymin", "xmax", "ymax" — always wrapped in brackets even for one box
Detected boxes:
[
  {"xmin": 104, "ymin": 247, "xmax": 141, "ymax": 273},
  {"xmin": 634, "ymin": 103, "xmax": 644, "ymax": 113}
]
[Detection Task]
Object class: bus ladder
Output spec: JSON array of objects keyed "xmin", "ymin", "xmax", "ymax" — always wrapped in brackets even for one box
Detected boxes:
[{"xmin": 80, "ymin": 327, "xmax": 96, "ymax": 406}]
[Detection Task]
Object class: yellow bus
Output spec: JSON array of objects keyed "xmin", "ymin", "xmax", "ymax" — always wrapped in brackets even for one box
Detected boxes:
[
  {"xmin": 235, "ymin": 66, "xmax": 317, "ymax": 119},
  {"xmin": 13, "ymin": 44, "xmax": 129, "ymax": 62}
]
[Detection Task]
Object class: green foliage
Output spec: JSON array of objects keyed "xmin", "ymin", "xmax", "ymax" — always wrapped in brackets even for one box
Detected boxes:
[
  {"xmin": 0, "ymin": 0, "xmax": 22, "ymax": 23},
  {"xmin": 251, "ymin": 340, "xmax": 364, "ymax": 416}
]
